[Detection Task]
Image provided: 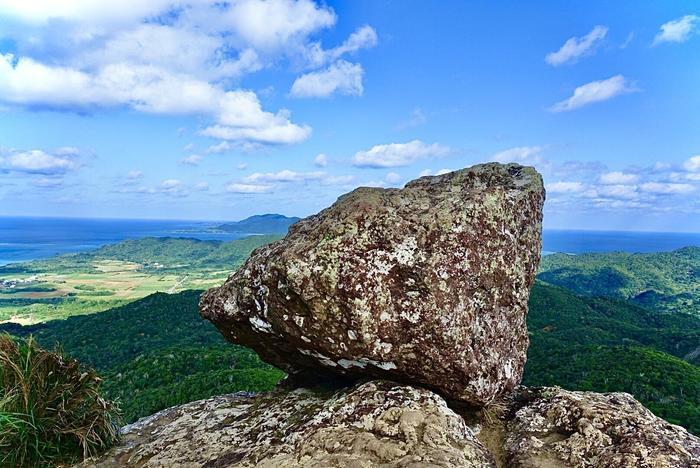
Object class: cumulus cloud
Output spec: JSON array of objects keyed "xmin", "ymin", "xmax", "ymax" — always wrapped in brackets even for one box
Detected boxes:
[
  {"xmin": 193, "ymin": 182, "xmax": 210, "ymax": 191},
  {"xmin": 244, "ymin": 170, "xmax": 326, "ymax": 183},
  {"xmin": 653, "ymin": 15, "xmax": 699, "ymax": 45},
  {"xmin": 0, "ymin": 1, "xmax": 377, "ymax": 146},
  {"xmin": 180, "ymin": 154, "xmax": 203, "ymax": 166},
  {"xmin": 396, "ymin": 108, "xmax": 427, "ymax": 130},
  {"xmin": 226, "ymin": 182, "xmax": 274, "ymax": 194},
  {"xmin": 303, "ymin": 25, "xmax": 378, "ymax": 68},
  {"xmin": 207, "ymin": 142, "xmax": 232, "ymax": 154},
  {"xmin": 599, "ymin": 171, "xmax": 639, "ymax": 185},
  {"xmin": 126, "ymin": 170, "xmax": 143, "ymax": 179},
  {"xmin": 314, "ymin": 153, "xmax": 328, "ymax": 167},
  {"xmin": 546, "ymin": 25, "xmax": 608, "ymax": 66},
  {"xmin": 353, "ymin": 140, "xmax": 452, "ymax": 168},
  {"xmin": 491, "ymin": 146, "xmax": 546, "ymax": 165},
  {"xmin": 547, "ymin": 181, "xmax": 586, "ymax": 193},
  {"xmin": 683, "ymin": 155, "xmax": 700, "ymax": 172},
  {"xmin": 0, "ymin": 148, "xmax": 80, "ymax": 174},
  {"xmin": 418, "ymin": 168, "xmax": 452, "ymax": 177},
  {"xmin": 290, "ymin": 60, "xmax": 364, "ymax": 98},
  {"xmin": 550, "ymin": 75, "xmax": 637, "ymax": 112},
  {"xmin": 640, "ymin": 182, "xmax": 695, "ymax": 194}
]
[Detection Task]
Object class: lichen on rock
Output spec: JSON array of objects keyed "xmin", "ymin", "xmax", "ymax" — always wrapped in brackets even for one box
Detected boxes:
[
  {"xmin": 80, "ymin": 381, "xmax": 495, "ymax": 467},
  {"xmin": 503, "ymin": 387, "xmax": 700, "ymax": 467},
  {"xmin": 200, "ymin": 163, "xmax": 545, "ymax": 406}
]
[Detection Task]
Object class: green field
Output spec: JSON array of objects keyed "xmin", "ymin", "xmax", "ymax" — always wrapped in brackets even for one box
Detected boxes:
[{"xmin": 0, "ymin": 235, "xmax": 279, "ymax": 324}]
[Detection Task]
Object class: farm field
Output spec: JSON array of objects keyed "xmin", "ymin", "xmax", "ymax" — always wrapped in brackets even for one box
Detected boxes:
[{"xmin": 0, "ymin": 235, "xmax": 278, "ymax": 324}]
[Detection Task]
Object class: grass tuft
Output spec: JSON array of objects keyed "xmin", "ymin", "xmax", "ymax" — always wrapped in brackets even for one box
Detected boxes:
[{"xmin": 0, "ymin": 334, "xmax": 121, "ymax": 467}]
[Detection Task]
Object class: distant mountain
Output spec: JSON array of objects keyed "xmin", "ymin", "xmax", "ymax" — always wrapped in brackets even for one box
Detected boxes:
[
  {"xmin": 538, "ymin": 246, "xmax": 700, "ymax": 315},
  {"xmin": 217, "ymin": 214, "xmax": 300, "ymax": 234}
]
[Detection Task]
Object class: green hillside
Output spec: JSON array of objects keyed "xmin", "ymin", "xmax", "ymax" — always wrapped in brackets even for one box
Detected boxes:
[
  {"xmin": 4, "ymin": 280, "xmax": 699, "ymax": 434},
  {"xmin": 523, "ymin": 345, "xmax": 700, "ymax": 433},
  {"xmin": 538, "ymin": 247, "xmax": 700, "ymax": 314},
  {"xmin": 2, "ymin": 291, "xmax": 284, "ymax": 422},
  {"xmin": 524, "ymin": 281, "xmax": 700, "ymax": 434},
  {"xmin": 0, "ymin": 235, "xmax": 280, "ymax": 323}
]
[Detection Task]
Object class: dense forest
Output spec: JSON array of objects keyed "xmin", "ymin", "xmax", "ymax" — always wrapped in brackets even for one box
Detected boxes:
[
  {"xmin": 3, "ymin": 238, "xmax": 700, "ymax": 434},
  {"xmin": 539, "ymin": 247, "xmax": 700, "ymax": 315},
  {"xmin": 1, "ymin": 291, "xmax": 283, "ymax": 422},
  {"xmin": 4, "ymin": 280, "xmax": 699, "ymax": 433}
]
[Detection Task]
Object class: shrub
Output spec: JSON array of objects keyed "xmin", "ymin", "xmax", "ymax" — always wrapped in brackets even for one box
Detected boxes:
[{"xmin": 0, "ymin": 335, "xmax": 121, "ymax": 467}]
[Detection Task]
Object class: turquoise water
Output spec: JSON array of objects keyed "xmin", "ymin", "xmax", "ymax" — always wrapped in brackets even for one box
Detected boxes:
[{"xmin": 1, "ymin": 217, "xmax": 700, "ymax": 265}]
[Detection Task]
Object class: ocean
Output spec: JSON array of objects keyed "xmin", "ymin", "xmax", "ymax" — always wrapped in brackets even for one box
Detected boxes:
[
  {"xmin": 1, "ymin": 217, "xmax": 700, "ymax": 266},
  {"xmin": 0, "ymin": 217, "xmax": 245, "ymax": 265}
]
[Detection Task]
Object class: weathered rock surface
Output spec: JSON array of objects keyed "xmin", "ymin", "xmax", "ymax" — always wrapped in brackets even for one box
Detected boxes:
[
  {"xmin": 200, "ymin": 163, "xmax": 545, "ymax": 405},
  {"xmin": 503, "ymin": 387, "xmax": 700, "ymax": 467},
  {"xmin": 81, "ymin": 383, "xmax": 700, "ymax": 468},
  {"xmin": 80, "ymin": 381, "xmax": 495, "ymax": 467}
]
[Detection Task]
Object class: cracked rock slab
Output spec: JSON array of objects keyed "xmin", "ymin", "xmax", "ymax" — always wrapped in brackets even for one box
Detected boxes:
[
  {"xmin": 504, "ymin": 387, "xmax": 700, "ymax": 467},
  {"xmin": 200, "ymin": 163, "xmax": 545, "ymax": 405},
  {"xmin": 79, "ymin": 381, "xmax": 495, "ymax": 467}
]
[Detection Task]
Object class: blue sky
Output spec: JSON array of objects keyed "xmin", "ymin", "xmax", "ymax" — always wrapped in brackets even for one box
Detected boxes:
[{"xmin": 0, "ymin": 1, "xmax": 699, "ymax": 231}]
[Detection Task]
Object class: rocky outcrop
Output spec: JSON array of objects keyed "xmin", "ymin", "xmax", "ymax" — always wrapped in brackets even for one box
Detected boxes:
[
  {"xmin": 200, "ymin": 163, "xmax": 545, "ymax": 405},
  {"xmin": 503, "ymin": 387, "xmax": 700, "ymax": 467},
  {"xmin": 81, "ymin": 383, "xmax": 700, "ymax": 467},
  {"xmin": 81, "ymin": 381, "xmax": 495, "ymax": 467}
]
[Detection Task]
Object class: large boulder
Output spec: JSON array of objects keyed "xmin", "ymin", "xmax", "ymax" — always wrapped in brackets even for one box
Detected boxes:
[
  {"xmin": 200, "ymin": 163, "xmax": 545, "ymax": 405},
  {"xmin": 503, "ymin": 387, "xmax": 700, "ymax": 467},
  {"xmin": 81, "ymin": 381, "xmax": 495, "ymax": 467}
]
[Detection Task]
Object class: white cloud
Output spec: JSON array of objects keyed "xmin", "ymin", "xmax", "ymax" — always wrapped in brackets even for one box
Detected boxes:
[
  {"xmin": 385, "ymin": 172, "xmax": 401, "ymax": 184},
  {"xmin": 653, "ymin": 15, "xmax": 699, "ymax": 45},
  {"xmin": 226, "ymin": 182, "xmax": 274, "ymax": 194},
  {"xmin": 491, "ymin": 146, "xmax": 545, "ymax": 165},
  {"xmin": 0, "ymin": 56, "xmax": 311, "ymax": 145},
  {"xmin": 0, "ymin": 1, "xmax": 378, "ymax": 146},
  {"xmin": 546, "ymin": 25, "xmax": 608, "ymax": 66},
  {"xmin": 599, "ymin": 171, "xmax": 639, "ymax": 185},
  {"xmin": 596, "ymin": 184, "xmax": 639, "ymax": 200},
  {"xmin": 640, "ymin": 182, "xmax": 695, "ymax": 194},
  {"xmin": 193, "ymin": 182, "xmax": 209, "ymax": 191},
  {"xmin": 353, "ymin": 140, "xmax": 452, "ymax": 168},
  {"xmin": 314, "ymin": 153, "xmax": 328, "ymax": 167},
  {"xmin": 32, "ymin": 177, "xmax": 63, "ymax": 188},
  {"xmin": 245, "ymin": 170, "xmax": 326, "ymax": 183},
  {"xmin": 547, "ymin": 181, "xmax": 586, "ymax": 193},
  {"xmin": 396, "ymin": 108, "xmax": 427, "ymax": 130},
  {"xmin": 290, "ymin": 60, "xmax": 364, "ymax": 98},
  {"xmin": 550, "ymin": 75, "xmax": 637, "ymax": 112},
  {"xmin": 418, "ymin": 168, "xmax": 452, "ymax": 177},
  {"xmin": 207, "ymin": 142, "xmax": 232, "ymax": 154},
  {"xmin": 303, "ymin": 25, "xmax": 378, "ymax": 67},
  {"xmin": 236, "ymin": 163, "xmax": 248, "ymax": 170},
  {"xmin": 0, "ymin": 1, "xmax": 173, "ymax": 24},
  {"xmin": 127, "ymin": 170, "xmax": 143, "ymax": 179},
  {"xmin": 183, "ymin": 143, "xmax": 195, "ymax": 152},
  {"xmin": 161, "ymin": 179, "xmax": 182, "ymax": 188},
  {"xmin": 683, "ymin": 155, "xmax": 700, "ymax": 172},
  {"xmin": 0, "ymin": 149, "xmax": 79, "ymax": 174},
  {"xmin": 180, "ymin": 154, "xmax": 203, "ymax": 166}
]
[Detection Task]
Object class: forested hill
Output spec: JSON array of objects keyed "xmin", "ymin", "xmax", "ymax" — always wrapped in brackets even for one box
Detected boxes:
[
  {"xmin": 217, "ymin": 214, "xmax": 300, "ymax": 234},
  {"xmin": 0, "ymin": 235, "xmax": 280, "ymax": 275},
  {"xmin": 1, "ymin": 291, "xmax": 283, "ymax": 423},
  {"xmin": 538, "ymin": 246, "xmax": 700, "ymax": 315},
  {"xmin": 4, "ymin": 281, "xmax": 699, "ymax": 434}
]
